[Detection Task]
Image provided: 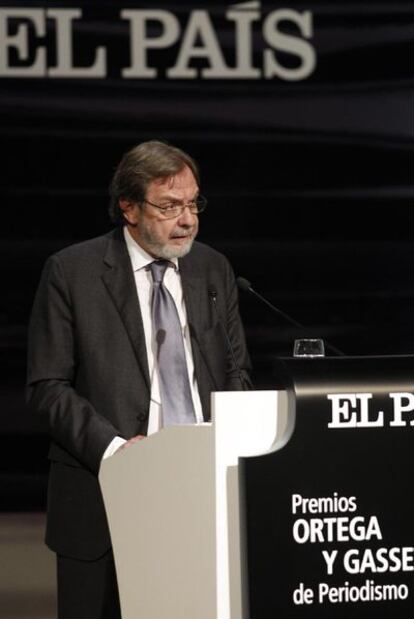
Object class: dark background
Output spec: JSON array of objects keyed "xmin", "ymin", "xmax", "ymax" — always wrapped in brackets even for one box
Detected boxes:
[{"xmin": 2, "ymin": 0, "xmax": 414, "ymax": 510}]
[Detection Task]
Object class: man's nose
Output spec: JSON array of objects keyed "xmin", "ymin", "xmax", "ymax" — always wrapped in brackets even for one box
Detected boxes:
[{"xmin": 177, "ymin": 205, "xmax": 196, "ymax": 226}]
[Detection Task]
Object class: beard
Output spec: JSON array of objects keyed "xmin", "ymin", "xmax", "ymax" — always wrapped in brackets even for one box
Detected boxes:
[{"xmin": 139, "ymin": 220, "xmax": 198, "ymax": 260}]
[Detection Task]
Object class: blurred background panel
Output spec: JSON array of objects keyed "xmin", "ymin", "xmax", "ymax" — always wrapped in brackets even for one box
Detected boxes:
[{"xmin": 1, "ymin": 0, "xmax": 414, "ymax": 511}]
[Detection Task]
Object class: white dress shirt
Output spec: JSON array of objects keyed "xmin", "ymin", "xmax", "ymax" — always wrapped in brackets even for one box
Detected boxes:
[{"xmin": 102, "ymin": 227, "xmax": 203, "ymax": 460}]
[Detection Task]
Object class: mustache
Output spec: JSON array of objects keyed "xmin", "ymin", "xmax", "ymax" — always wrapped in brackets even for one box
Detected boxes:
[{"xmin": 171, "ymin": 226, "xmax": 195, "ymax": 236}]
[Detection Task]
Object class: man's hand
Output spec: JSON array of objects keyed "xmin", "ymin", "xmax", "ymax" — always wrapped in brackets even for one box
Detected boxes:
[{"xmin": 119, "ymin": 434, "xmax": 146, "ymax": 450}]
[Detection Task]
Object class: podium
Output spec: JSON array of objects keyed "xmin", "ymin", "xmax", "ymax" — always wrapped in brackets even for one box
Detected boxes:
[
  {"xmin": 99, "ymin": 390, "xmax": 289, "ymax": 619},
  {"xmin": 100, "ymin": 356, "xmax": 414, "ymax": 619}
]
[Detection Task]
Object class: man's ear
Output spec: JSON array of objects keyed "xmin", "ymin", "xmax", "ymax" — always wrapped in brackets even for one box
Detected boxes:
[{"xmin": 119, "ymin": 199, "xmax": 139, "ymax": 226}]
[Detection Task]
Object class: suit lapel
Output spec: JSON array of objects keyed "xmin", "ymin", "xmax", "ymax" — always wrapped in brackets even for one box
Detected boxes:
[
  {"xmin": 101, "ymin": 229, "xmax": 151, "ymax": 393},
  {"xmin": 179, "ymin": 255, "xmax": 214, "ymax": 420},
  {"xmin": 179, "ymin": 255, "xmax": 204, "ymax": 340}
]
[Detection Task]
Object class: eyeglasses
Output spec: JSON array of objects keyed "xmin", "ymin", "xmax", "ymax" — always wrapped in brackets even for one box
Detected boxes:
[{"xmin": 142, "ymin": 195, "xmax": 207, "ymax": 220}]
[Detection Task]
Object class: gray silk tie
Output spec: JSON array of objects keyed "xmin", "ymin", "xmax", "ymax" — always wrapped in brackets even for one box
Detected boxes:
[{"xmin": 149, "ymin": 260, "xmax": 196, "ymax": 426}]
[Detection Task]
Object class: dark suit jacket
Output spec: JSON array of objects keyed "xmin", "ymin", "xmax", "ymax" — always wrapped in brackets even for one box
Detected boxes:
[{"xmin": 26, "ymin": 228, "xmax": 251, "ymax": 560}]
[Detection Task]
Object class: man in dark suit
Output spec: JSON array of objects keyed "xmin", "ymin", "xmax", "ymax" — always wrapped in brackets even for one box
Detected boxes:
[{"xmin": 27, "ymin": 140, "xmax": 252, "ymax": 618}]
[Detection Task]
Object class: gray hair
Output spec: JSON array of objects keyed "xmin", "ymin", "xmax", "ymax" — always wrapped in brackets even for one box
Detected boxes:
[{"xmin": 108, "ymin": 140, "xmax": 200, "ymax": 224}]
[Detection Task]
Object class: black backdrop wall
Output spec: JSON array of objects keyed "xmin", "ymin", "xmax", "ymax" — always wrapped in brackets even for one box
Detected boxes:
[{"xmin": 2, "ymin": 0, "xmax": 414, "ymax": 508}]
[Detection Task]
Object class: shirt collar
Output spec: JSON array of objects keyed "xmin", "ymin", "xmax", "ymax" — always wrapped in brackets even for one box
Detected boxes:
[{"xmin": 123, "ymin": 226, "xmax": 179, "ymax": 272}]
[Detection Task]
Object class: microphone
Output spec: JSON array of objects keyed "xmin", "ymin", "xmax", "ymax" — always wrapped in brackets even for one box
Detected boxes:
[
  {"xmin": 237, "ymin": 277, "xmax": 345, "ymax": 357},
  {"xmin": 208, "ymin": 286, "xmax": 246, "ymax": 389},
  {"xmin": 237, "ymin": 277, "xmax": 303, "ymax": 329}
]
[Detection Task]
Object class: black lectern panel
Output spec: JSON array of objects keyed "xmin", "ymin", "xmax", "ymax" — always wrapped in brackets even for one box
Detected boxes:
[{"xmin": 242, "ymin": 356, "xmax": 414, "ymax": 618}]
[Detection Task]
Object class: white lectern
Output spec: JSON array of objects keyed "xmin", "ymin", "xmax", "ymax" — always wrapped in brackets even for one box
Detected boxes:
[{"xmin": 99, "ymin": 390, "xmax": 290, "ymax": 619}]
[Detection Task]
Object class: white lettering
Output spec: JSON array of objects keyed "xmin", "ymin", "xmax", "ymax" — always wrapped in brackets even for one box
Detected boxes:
[
  {"xmin": 293, "ymin": 516, "xmax": 382, "ymax": 544},
  {"xmin": 291, "ymin": 492, "xmax": 357, "ymax": 514},
  {"xmin": 327, "ymin": 394, "xmax": 359, "ymax": 428},
  {"xmin": 0, "ymin": 6, "xmax": 317, "ymax": 82},
  {"xmin": 319, "ymin": 579, "xmax": 409, "ymax": 603},
  {"xmin": 47, "ymin": 9, "xmax": 106, "ymax": 78},
  {"xmin": 293, "ymin": 582, "xmax": 314, "ymax": 605},
  {"xmin": 226, "ymin": 2, "xmax": 260, "ymax": 78},
  {"xmin": 168, "ymin": 10, "xmax": 233, "ymax": 79},
  {"xmin": 263, "ymin": 9, "xmax": 315, "ymax": 80},
  {"xmin": 322, "ymin": 549, "xmax": 338, "ymax": 575},
  {"xmin": 122, "ymin": 10, "xmax": 180, "ymax": 78},
  {"xmin": 390, "ymin": 392, "xmax": 414, "ymax": 427},
  {"xmin": 344, "ymin": 547, "xmax": 414, "ymax": 574},
  {"xmin": 327, "ymin": 393, "xmax": 384, "ymax": 428},
  {"xmin": 357, "ymin": 393, "xmax": 384, "ymax": 427},
  {"xmin": 0, "ymin": 8, "xmax": 46, "ymax": 77}
]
